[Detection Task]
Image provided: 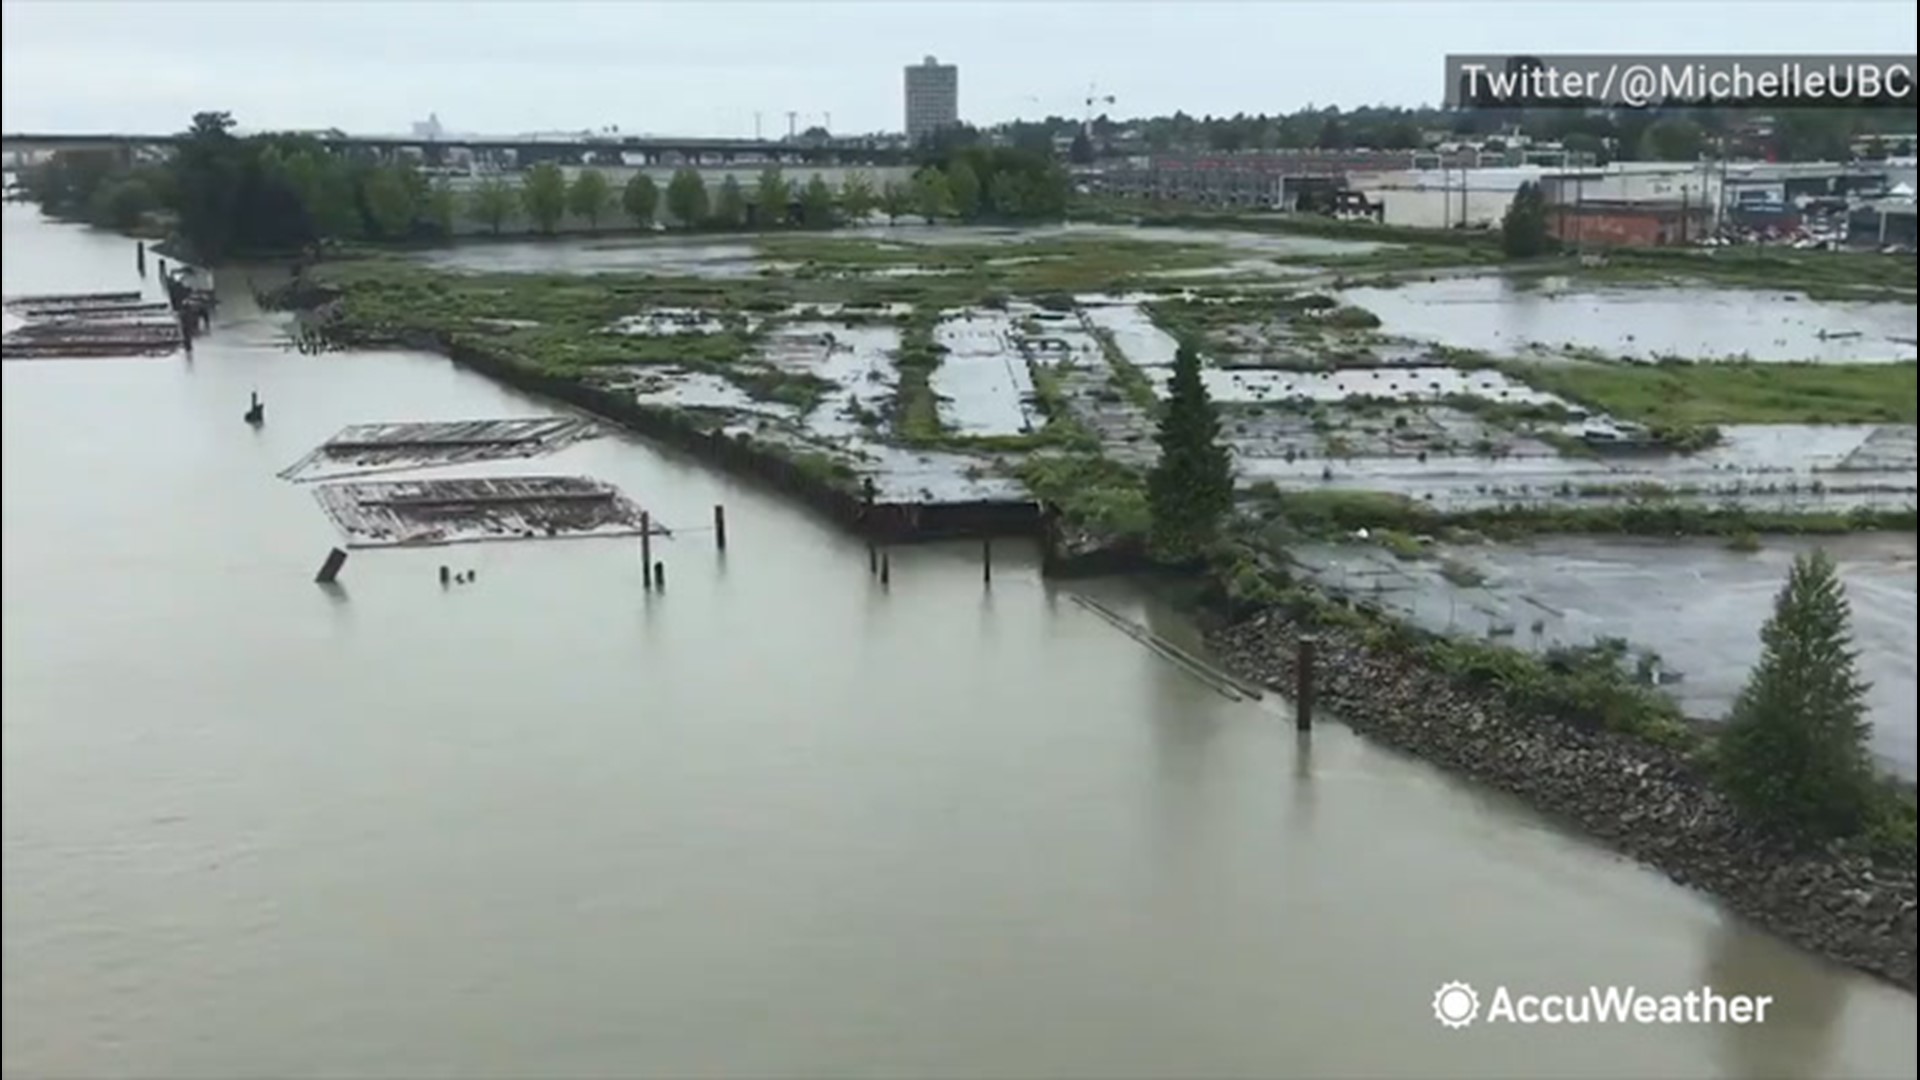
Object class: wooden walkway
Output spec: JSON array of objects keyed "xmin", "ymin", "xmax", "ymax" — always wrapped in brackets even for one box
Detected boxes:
[
  {"xmin": 3, "ymin": 291, "xmax": 184, "ymax": 360},
  {"xmin": 279, "ymin": 417, "xmax": 601, "ymax": 481},
  {"xmin": 312, "ymin": 475, "xmax": 660, "ymax": 548}
]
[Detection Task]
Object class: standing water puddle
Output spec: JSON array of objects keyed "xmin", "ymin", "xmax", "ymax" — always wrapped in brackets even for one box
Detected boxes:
[{"xmin": 1341, "ymin": 277, "xmax": 1918, "ymax": 363}]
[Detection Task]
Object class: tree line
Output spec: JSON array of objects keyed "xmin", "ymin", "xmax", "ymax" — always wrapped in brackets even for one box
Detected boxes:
[
  {"xmin": 978, "ymin": 103, "xmax": 1913, "ymax": 165},
  {"xmin": 19, "ymin": 111, "xmax": 1078, "ymax": 261}
]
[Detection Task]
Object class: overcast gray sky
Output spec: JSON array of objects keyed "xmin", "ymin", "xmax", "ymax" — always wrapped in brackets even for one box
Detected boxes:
[{"xmin": 2, "ymin": 0, "xmax": 1913, "ymax": 136}]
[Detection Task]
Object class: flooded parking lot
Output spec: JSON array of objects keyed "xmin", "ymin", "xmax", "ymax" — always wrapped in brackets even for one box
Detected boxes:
[{"xmin": 1341, "ymin": 277, "xmax": 1920, "ymax": 363}]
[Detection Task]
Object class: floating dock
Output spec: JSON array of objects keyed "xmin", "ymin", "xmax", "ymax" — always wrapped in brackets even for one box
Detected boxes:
[
  {"xmin": 279, "ymin": 417, "xmax": 602, "ymax": 481},
  {"xmin": 311, "ymin": 475, "xmax": 659, "ymax": 548},
  {"xmin": 2, "ymin": 290, "xmax": 184, "ymax": 360}
]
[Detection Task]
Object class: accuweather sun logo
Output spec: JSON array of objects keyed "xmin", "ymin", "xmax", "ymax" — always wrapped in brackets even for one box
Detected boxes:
[
  {"xmin": 1431, "ymin": 981, "xmax": 1773, "ymax": 1029},
  {"xmin": 1433, "ymin": 981, "xmax": 1481, "ymax": 1028}
]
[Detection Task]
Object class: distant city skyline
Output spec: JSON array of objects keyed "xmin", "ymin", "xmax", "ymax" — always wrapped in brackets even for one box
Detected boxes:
[{"xmin": 2, "ymin": 0, "xmax": 1914, "ymax": 136}]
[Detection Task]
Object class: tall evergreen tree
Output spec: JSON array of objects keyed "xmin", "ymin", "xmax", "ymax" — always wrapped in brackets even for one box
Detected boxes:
[
  {"xmin": 1146, "ymin": 343, "xmax": 1233, "ymax": 559},
  {"xmin": 1716, "ymin": 549, "xmax": 1876, "ymax": 837}
]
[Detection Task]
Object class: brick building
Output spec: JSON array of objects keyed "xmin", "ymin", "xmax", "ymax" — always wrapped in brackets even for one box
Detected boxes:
[{"xmin": 1546, "ymin": 200, "xmax": 1715, "ymax": 248}]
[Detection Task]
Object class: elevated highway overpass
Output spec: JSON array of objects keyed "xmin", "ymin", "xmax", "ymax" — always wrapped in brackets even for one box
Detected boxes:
[{"xmin": 0, "ymin": 131, "xmax": 910, "ymax": 168}]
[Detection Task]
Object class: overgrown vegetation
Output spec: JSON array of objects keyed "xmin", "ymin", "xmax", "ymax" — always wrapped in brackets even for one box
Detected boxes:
[
  {"xmin": 1510, "ymin": 360, "xmax": 1919, "ymax": 427},
  {"xmin": 891, "ymin": 309, "xmax": 946, "ymax": 444},
  {"xmin": 1017, "ymin": 453, "xmax": 1151, "ymax": 538},
  {"xmin": 1247, "ymin": 487, "xmax": 1917, "ymax": 540}
]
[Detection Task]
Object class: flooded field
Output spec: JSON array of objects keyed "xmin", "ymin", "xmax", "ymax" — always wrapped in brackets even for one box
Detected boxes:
[
  {"xmin": 411, "ymin": 236, "xmax": 763, "ymax": 277},
  {"xmin": 842, "ymin": 221, "xmax": 1389, "ymax": 259},
  {"xmin": 7, "ymin": 199, "xmax": 1919, "ymax": 1080},
  {"xmin": 407, "ymin": 221, "xmax": 1382, "ymax": 281},
  {"xmin": 1341, "ymin": 277, "xmax": 1920, "ymax": 363},
  {"xmin": 1230, "ymin": 421, "xmax": 1919, "ymax": 512},
  {"xmin": 1285, "ymin": 534, "xmax": 1919, "ymax": 778},
  {"xmin": 933, "ymin": 310, "xmax": 1040, "ymax": 437}
]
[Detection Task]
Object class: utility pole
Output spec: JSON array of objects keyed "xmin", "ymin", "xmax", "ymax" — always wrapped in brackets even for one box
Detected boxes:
[
  {"xmin": 754, "ymin": 112, "xmax": 763, "ymax": 140},
  {"xmin": 786, "ymin": 111, "xmax": 798, "ymax": 140}
]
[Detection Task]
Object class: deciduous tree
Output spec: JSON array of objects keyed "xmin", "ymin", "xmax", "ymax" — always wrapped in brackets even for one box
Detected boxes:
[
  {"xmin": 800, "ymin": 174, "xmax": 836, "ymax": 228},
  {"xmin": 361, "ymin": 166, "xmax": 416, "ymax": 240},
  {"xmin": 622, "ymin": 172, "xmax": 659, "ymax": 228},
  {"xmin": 880, "ymin": 180, "xmax": 912, "ymax": 225},
  {"xmin": 840, "ymin": 172, "xmax": 877, "ymax": 221},
  {"xmin": 665, "ymin": 168, "xmax": 709, "ymax": 228},
  {"xmin": 946, "ymin": 160, "xmax": 981, "ymax": 218},
  {"xmin": 913, "ymin": 169, "xmax": 953, "ymax": 224},
  {"xmin": 466, "ymin": 177, "xmax": 517, "ymax": 235},
  {"xmin": 567, "ymin": 168, "xmax": 613, "ymax": 230},
  {"xmin": 756, "ymin": 167, "xmax": 791, "ymax": 226},
  {"xmin": 713, "ymin": 175, "xmax": 746, "ymax": 228},
  {"xmin": 520, "ymin": 163, "xmax": 568, "ymax": 234}
]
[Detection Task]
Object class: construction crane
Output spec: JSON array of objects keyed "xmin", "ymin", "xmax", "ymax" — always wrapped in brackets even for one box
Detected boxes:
[{"xmin": 1084, "ymin": 84, "xmax": 1116, "ymax": 136}]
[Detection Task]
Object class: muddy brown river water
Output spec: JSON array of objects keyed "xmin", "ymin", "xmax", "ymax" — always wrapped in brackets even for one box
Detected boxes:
[{"xmin": 3, "ymin": 206, "xmax": 1915, "ymax": 1079}]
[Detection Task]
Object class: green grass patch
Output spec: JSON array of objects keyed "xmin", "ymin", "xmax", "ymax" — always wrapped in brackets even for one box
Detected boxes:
[
  {"xmin": 1510, "ymin": 360, "xmax": 1919, "ymax": 427},
  {"xmin": 1565, "ymin": 246, "xmax": 1918, "ymax": 301},
  {"xmin": 1088, "ymin": 326, "xmax": 1162, "ymax": 412},
  {"xmin": 891, "ymin": 308, "xmax": 946, "ymax": 444},
  {"xmin": 1015, "ymin": 452, "xmax": 1151, "ymax": 538}
]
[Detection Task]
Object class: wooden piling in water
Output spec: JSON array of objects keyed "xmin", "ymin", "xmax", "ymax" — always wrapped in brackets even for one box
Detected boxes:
[
  {"xmin": 641, "ymin": 511, "xmax": 653, "ymax": 589},
  {"xmin": 439, "ymin": 565, "xmax": 451, "ymax": 586},
  {"xmin": 880, "ymin": 553, "xmax": 891, "ymax": 586},
  {"xmin": 136, "ymin": 241, "xmax": 146, "ymax": 276},
  {"xmin": 713, "ymin": 504, "xmax": 727, "ymax": 551},
  {"xmin": 653, "ymin": 561, "xmax": 666, "ymax": 590},
  {"xmin": 868, "ymin": 542, "xmax": 878, "ymax": 575},
  {"xmin": 1295, "ymin": 635, "xmax": 1318, "ymax": 732},
  {"xmin": 315, "ymin": 548, "xmax": 348, "ymax": 585},
  {"xmin": 982, "ymin": 540, "xmax": 992, "ymax": 585}
]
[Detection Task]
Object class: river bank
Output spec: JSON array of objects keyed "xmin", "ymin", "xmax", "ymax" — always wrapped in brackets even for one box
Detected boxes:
[{"xmin": 1204, "ymin": 602, "xmax": 1919, "ymax": 992}]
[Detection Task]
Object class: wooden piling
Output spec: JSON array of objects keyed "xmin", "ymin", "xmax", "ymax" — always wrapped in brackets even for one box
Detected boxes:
[
  {"xmin": 653, "ymin": 561, "xmax": 666, "ymax": 590},
  {"xmin": 1295, "ymin": 635, "xmax": 1318, "ymax": 732},
  {"xmin": 136, "ymin": 241, "xmax": 146, "ymax": 276},
  {"xmin": 868, "ymin": 542, "xmax": 878, "ymax": 575},
  {"xmin": 880, "ymin": 552, "xmax": 891, "ymax": 586},
  {"xmin": 439, "ymin": 565, "xmax": 450, "ymax": 586},
  {"xmin": 713, "ymin": 504, "xmax": 727, "ymax": 551},
  {"xmin": 982, "ymin": 540, "xmax": 993, "ymax": 585},
  {"xmin": 640, "ymin": 511, "xmax": 653, "ymax": 589},
  {"xmin": 315, "ymin": 547, "xmax": 349, "ymax": 585}
]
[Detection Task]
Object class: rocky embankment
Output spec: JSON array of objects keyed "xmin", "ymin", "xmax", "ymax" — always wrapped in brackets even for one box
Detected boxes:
[{"xmin": 1207, "ymin": 608, "xmax": 1919, "ymax": 992}]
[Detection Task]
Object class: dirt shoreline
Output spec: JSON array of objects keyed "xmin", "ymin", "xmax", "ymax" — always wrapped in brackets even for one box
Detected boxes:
[{"xmin": 1204, "ymin": 606, "xmax": 1918, "ymax": 993}]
